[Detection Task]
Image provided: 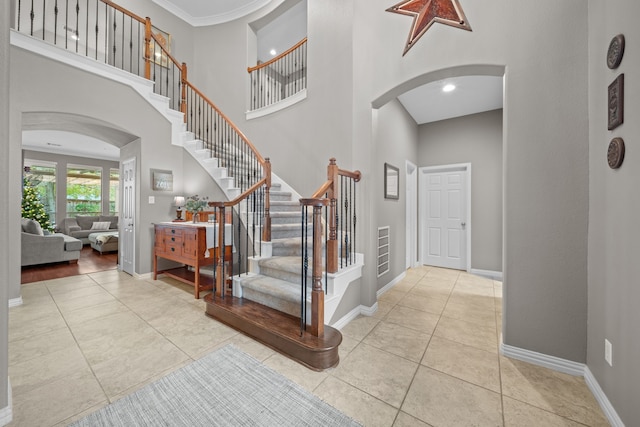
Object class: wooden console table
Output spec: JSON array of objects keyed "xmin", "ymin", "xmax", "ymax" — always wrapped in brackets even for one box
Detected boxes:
[{"xmin": 153, "ymin": 222, "xmax": 232, "ymax": 299}]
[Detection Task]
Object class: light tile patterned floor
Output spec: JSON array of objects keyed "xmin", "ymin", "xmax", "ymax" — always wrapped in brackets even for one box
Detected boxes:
[{"xmin": 8, "ymin": 266, "xmax": 609, "ymax": 426}]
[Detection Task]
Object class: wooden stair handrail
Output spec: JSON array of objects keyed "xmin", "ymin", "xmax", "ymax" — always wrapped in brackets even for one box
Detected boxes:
[
  {"xmin": 182, "ymin": 81, "xmax": 267, "ymax": 165},
  {"xmin": 100, "ymin": 0, "xmax": 145, "ymax": 23},
  {"xmin": 247, "ymin": 37, "xmax": 308, "ymax": 73}
]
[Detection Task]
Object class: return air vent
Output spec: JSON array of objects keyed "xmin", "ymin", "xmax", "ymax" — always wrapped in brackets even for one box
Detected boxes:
[{"xmin": 377, "ymin": 226, "xmax": 390, "ymax": 277}]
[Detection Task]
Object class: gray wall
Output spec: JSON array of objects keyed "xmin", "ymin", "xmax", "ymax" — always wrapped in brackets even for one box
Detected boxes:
[
  {"xmin": 189, "ymin": 1, "xmax": 355, "ymax": 198},
  {"xmin": 587, "ymin": 1, "xmax": 640, "ymax": 424},
  {"xmin": 23, "ymin": 150, "xmax": 119, "ymax": 226},
  {"xmin": 10, "ymin": 46, "xmax": 183, "ymax": 280},
  {"xmin": 1, "ymin": 0, "xmax": 11, "ymax": 413},
  {"xmin": 417, "ymin": 110, "xmax": 503, "ymax": 272},
  {"xmin": 374, "ymin": 99, "xmax": 418, "ymax": 290},
  {"xmin": 352, "ymin": 0, "xmax": 589, "ymax": 363}
]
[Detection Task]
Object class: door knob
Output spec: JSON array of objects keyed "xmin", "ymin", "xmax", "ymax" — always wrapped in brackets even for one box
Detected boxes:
[{"xmin": 461, "ymin": 222, "xmax": 466, "ymax": 227}]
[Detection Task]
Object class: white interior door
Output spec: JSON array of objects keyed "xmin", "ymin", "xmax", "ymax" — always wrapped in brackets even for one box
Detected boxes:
[
  {"xmin": 420, "ymin": 166, "xmax": 468, "ymax": 270},
  {"xmin": 121, "ymin": 157, "xmax": 135, "ymax": 275}
]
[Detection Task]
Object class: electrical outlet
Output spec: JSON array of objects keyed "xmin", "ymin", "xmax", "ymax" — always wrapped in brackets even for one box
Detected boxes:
[
  {"xmin": 605, "ymin": 339, "xmax": 613, "ymax": 366},
  {"xmin": 149, "ymin": 196, "xmax": 155, "ymax": 204}
]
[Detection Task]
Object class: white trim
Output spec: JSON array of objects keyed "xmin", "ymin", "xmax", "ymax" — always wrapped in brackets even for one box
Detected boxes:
[
  {"xmin": 584, "ymin": 367, "xmax": 625, "ymax": 427},
  {"xmin": 470, "ymin": 269, "xmax": 503, "ymax": 281},
  {"xmin": 501, "ymin": 343, "xmax": 625, "ymax": 427},
  {"xmin": 246, "ymin": 89, "xmax": 307, "ymax": 120},
  {"xmin": 419, "ymin": 163, "xmax": 472, "ymax": 272},
  {"xmin": 8, "ymin": 297, "xmax": 22, "ymax": 308},
  {"xmin": 330, "ymin": 303, "xmax": 377, "ymax": 330},
  {"xmin": 376, "ymin": 271, "xmax": 406, "ymax": 298},
  {"xmin": 135, "ymin": 272, "xmax": 154, "ymax": 280},
  {"xmin": 0, "ymin": 378, "xmax": 13, "ymax": 426},
  {"xmin": 152, "ymin": 0, "xmax": 272, "ymax": 27},
  {"xmin": 405, "ymin": 160, "xmax": 418, "ymax": 269},
  {"xmin": 500, "ymin": 342, "xmax": 584, "ymax": 376}
]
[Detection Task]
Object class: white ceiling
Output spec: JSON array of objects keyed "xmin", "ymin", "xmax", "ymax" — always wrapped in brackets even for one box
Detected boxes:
[
  {"xmin": 23, "ymin": 130, "xmax": 120, "ymax": 161},
  {"xmin": 398, "ymin": 75, "xmax": 504, "ymax": 125},
  {"xmin": 151, "ymin": 0, "xmax": 273, "ymax": 26}
]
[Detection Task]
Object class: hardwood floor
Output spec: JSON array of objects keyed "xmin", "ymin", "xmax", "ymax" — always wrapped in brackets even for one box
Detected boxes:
[{"xmin": 21, "ymin": 246, "xmax": 118, "ymax": 284}]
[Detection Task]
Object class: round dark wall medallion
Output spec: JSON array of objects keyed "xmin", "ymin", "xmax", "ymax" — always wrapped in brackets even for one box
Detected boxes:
[
  {"xmin": 607, "ymin": 34, "xmax": 625, "ymax": 69},
  {"xmin": 607, "ymin": 137, "xmax": 625, "ymax": 169}
]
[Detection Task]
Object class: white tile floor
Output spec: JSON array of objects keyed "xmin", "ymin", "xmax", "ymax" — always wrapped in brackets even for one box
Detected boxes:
[{"xmin": 8, "ymin": 266, "xmax": 609, "ymax": 426}]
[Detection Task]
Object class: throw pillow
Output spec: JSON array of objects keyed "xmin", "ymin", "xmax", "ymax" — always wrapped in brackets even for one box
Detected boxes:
[
  {"xmin": 23, "ymin": 219, "xmax": 44, "ymax": 236},
  {"xmin": 90, "ymin": 221, "xmax": 111, "ymax": 231}
]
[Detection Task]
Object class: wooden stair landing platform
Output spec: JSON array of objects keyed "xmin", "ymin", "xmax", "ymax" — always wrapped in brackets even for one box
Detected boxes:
[{"xmin": 204, "ymin": 294, "xmax": 341, "ymax": 371}]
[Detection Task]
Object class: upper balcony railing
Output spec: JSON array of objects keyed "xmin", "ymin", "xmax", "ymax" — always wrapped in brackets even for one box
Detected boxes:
[
  {"xmin": 15, "ymin": 0, "xmax": 183, "ymax": 110},
  {"xmin": 247, "ymin": 37, "xmax": 307, "ymax": 111},
  {"xmin": 15, "ymin": 0, "xmax": 272, "ymax": 245}
]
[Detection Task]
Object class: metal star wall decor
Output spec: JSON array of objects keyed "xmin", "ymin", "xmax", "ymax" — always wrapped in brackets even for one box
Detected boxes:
[{"xmin": 387, "ymin": 0, "xmax": 472, "ymax": 55}]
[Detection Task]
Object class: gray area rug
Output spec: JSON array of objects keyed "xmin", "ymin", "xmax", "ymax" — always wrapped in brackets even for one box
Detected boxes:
[{"xmin": 71, "ymin": 344, "xmax": 361, "ymax": 426}]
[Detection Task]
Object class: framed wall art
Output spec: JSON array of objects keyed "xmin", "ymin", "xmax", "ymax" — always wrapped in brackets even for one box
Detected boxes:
[
  {"xmin": 384, "ymin": 163, "xmax": 399, "ymax": 200},
  {"xmin": 151, "ymin": 169, "xmax": 173, "ymax": 191},
  {"xmin": 608, "ymin": 74, "xmax": 624, "ymax": 131}
]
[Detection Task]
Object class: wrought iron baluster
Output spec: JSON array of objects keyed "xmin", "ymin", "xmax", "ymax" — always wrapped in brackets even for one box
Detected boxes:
[
  {"xmin": 29, "ymin": 0, "xmax": 34, "ymax": 36},
  {"xmin": 74, "ymin": 0, "xmax": 79, "ymax": 52},
  {"xmin": 128, "ymin": 16, "xmax": 133, "ymax": 72},
  {"xmin": 94, "ymin": 0, "xmax": 98, "ymax": 60},
  {"xmin": 54, "ymin": 0, "xmax": 59, "ymax": 45},
  {"xmin": 120, "ymin": 12, "xmax": 124, "ymax": 68},
  {"xmin": 41, "ymin": 0, "xmax": 45, "ymax": 40},
  {"xmin": 104, "ymin": 2, "xmax": 108, "ymax": 64},
  {"xmin": 112, "ymin": 11, "xmax": 117, "ymax": 64}
]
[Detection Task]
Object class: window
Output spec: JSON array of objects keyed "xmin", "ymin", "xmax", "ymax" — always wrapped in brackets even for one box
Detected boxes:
[
  {"xmin": 109, "ymin": 168, "xmax": 119, "ymax": 216},
  {"xmin": 23, "ymin": 159, "xmax": 57, "ymax": 226},
  {"xmin": 67, "ymin": 164, "xmax": 102, "ymax": 217}
]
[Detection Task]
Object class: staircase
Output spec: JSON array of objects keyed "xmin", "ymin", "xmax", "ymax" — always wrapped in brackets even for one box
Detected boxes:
[
  {"xmin": 181, "ymin": 138, "xmax": 363, "ymax": 336},
  {"xmin": 14, "ymin": 0, "xmax": 363, "ymax": 371}
]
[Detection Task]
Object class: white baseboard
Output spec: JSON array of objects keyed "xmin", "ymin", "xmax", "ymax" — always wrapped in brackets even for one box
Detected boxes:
[
  {"xmin": 331, "ymin": 303, "xmax": 377, "ymax": 330},
  {"xmin": 376, "ymin": 271, "xmax": 407, "ymax": 298},
  {"xmin": 0, "ymin": 378, "xmax": 12, "ymax": 426},
  {"xmin": 501, "ymin": 343, "xmax": 585, "ymax": 376},
  {"xmin": 501, "ymin": 343, "xmax": 625, "ymax": 426},
  {"xmin": 134, "ymin": 272, "xmax": 154, "ymax": 280},
  {"xmin": 470, "ymin": 268, "xmax": 503, "ymax": 281},
  {"xmin": 584, "ymin": 367, "xmax": 625, "ymax": 427},
  {"xmin": 8, "ymin": 297, "xmax": 22, "ymax": 308}
]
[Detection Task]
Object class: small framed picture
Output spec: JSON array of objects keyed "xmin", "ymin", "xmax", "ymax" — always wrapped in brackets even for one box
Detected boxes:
[
  {"xmin": 149, "ymin": 25, "xmax": 172, "ymax": 68},
  {"xmin": 608, "ymin": 74, "xmax": 624, "ymax": 131},
  {"xmin": 384, "ymin": 163, "xmax": 399, "ymax": 200},
  {"xmin": 151, "ymin": 169, "xmax": 173, "ymax": 191}
]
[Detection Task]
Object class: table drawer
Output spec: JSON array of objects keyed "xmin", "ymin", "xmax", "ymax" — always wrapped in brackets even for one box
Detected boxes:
[{"xmin": 162, "ymin": 227, "xmax": 184, "ymax": 237}]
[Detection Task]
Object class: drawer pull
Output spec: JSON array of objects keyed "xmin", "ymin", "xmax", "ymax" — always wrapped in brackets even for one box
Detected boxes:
[
  {"xmin": 171, "ymin": 237, "xmax": 175, "ymax": 242},
  {"xmin": 171, "ymin": 247, "xmax": 175, "ymax": 252},
  {"xmin": 171, "ymin": 229, "xmax": 176, "ymax": 234}
]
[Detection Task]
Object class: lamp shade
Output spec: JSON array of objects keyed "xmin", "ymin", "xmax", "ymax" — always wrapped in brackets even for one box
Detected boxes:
[{"xmin": 173, "ymin": 196, "xmax": 185, "ymax": 207}]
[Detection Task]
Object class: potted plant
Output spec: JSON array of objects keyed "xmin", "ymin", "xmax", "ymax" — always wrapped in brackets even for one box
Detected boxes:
[{"xmin": 184, "ymin": 195, "xmax": 209, "ymax": 223}]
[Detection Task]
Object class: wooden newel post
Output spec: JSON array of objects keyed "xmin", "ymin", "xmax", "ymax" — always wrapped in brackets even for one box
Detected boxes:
[
  {"xmin": 327, "ymin": 158, "xmax": 339, "ymax": 273},
  {"xmin": 144, "ymin": 17, "xmax": 152, "ymax": 80},
  {"xmin": 263, "ymin": 158, "xmax": 272, "ymax": 242},
  {"xmin": 181, "ymin": 62, "xmax": 188, "ymax": 122},
  {"xmin": 301, "ymin": 198, "xmax": 328, "ymax": 337}
]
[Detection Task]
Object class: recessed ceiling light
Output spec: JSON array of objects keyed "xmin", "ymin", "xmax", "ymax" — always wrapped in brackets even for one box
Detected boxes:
[
  {"xmin": 269, "ymin": 49, "xmax": 277, "ymax": 56},
  {"xmin": 442, "ymin": 84, "xmax": 456, "ymax": 93}
]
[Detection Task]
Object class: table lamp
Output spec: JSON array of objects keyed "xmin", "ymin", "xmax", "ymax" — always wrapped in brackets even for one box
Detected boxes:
[{"xmin": 173, "ymin": 196, "xmax": 185, "ymax": 220}]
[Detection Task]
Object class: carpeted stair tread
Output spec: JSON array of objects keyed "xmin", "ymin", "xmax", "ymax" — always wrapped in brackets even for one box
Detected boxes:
[{"xmin": 241, "ymin": 274, "xmax": 304, "ymax": 303}]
